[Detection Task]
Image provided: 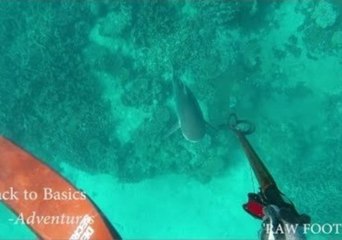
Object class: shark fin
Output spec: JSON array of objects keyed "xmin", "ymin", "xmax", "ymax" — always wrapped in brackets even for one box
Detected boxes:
[
  {"xmin": 163, "ymin": 122, "xmax": 180, "ymax": 139},
  {"xmin": 205, "ymin": 122, "xmax": 219, "ymax": 137}
]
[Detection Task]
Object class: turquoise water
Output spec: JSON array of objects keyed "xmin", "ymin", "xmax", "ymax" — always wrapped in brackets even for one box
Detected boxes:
[{"xmin": 0, "ymin": 0, "xmax": 341, "ymax": 239}]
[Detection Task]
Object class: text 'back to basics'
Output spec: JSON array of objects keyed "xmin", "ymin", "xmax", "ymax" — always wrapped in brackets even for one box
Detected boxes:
[{"xmin": 0, "ymin": 187, "xmax": 86, "ymax": 201}]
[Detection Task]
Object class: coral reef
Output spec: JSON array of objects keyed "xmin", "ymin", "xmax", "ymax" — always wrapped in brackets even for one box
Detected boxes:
[
  {"xmin": 312, "ymin": 0, "xmax": 338, "ymax": 29},
  {"xmin": 0, "ymin": 1, "xmax": 119, "ymax": 174}
]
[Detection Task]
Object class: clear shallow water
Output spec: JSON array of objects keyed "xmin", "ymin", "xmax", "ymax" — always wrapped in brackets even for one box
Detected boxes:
[{"xmin": 0, "ymin": 0, "xmax": 341, "ymax": 239}]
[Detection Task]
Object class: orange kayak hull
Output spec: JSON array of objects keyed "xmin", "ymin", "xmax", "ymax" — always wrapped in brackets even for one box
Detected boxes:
[{"xmin": 0, "ymin": 136, "xmax": 120, "ymax": 239}]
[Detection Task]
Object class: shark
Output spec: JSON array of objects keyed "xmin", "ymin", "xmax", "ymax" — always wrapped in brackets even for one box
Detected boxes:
[{"xmin": 167, "ymin": 75, "xmax": 207, "ymax": 142}]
